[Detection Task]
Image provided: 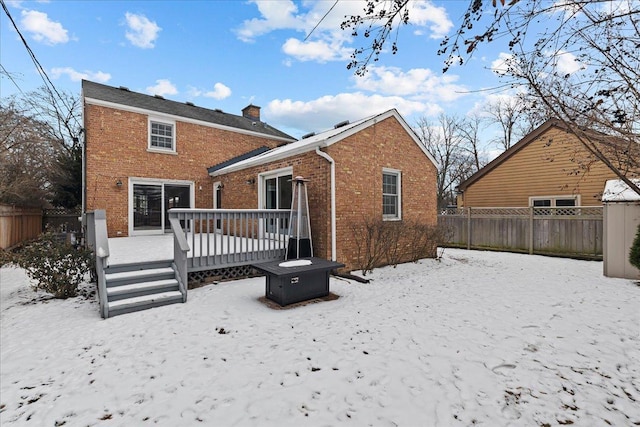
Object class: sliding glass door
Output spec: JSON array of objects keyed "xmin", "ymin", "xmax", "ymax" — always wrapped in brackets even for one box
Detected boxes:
[
  {"xmin": 262, "ymin": 170, "xmax": 292, "ymax": 234},
  {"xmin": 131, "ymin": 180, "xmax": 192, "ymax": 234}
]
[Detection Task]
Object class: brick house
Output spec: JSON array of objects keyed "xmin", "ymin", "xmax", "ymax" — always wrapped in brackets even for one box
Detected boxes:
[
  {"xmin": 208, "ymin": 109, "xmax": 439, "ymax": 270},
  {"xmin": 82, "ymin": 80, "xmax": 296, "ymax": 237},
  {"xmin": 456, "ymin": 119, "xmax": 624, "ymax": 208}
]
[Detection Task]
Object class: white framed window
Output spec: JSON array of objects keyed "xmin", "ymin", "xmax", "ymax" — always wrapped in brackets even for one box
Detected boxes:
[
  {"xmin": 529, "ymin": 195, "xmax": 580, "ymax": 215},
  {"xmin": 529, "ymin": 195, "xmax": 580, "ymax": 207},
  {"xmin": 382, "ymin": 168, "xmax": 401, "ymax": 220},
  {"xmin": 148, "ymin": 118, "xmax": 175, "ymax": 152}
]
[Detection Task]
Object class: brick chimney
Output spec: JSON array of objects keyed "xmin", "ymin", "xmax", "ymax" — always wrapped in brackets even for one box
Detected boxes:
[{"xmin": 242, "ymin": 104, "xmax": 261, "ymax": 121}]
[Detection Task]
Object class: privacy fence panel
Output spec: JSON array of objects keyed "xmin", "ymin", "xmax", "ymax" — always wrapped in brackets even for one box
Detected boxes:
[
  {"xmin": 0, "ymin": 204, "xmax": 43, "ymax": 250},
  {"xmin": 438, "ymin": 207, "xmax": 603, "ymax": 259}
]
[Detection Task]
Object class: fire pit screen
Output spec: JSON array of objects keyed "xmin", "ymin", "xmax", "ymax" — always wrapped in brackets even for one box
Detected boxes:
[{"xmin": 286, "ymin": 176, "xmax": 312, "ymax": 260}]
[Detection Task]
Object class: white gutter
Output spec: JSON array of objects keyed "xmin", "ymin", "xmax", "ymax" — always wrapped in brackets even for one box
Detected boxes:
[{"xmin": 315, "ymin": 147, "xmax": 336, "ymax": 261}]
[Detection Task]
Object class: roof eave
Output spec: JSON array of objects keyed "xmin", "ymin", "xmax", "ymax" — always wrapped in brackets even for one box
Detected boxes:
[{"xmin": 210, "ymin": 108, "xmax": 439, "ymax": 176}]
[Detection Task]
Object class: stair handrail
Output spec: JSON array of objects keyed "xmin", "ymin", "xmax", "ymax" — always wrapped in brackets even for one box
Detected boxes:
[
  {"xmin": 91, "ymin": 210, "xmax": 110, "ymax": 318},
  {"xmin": 168, "ymin": 214, "xmax": 189, "ymax": 302}
]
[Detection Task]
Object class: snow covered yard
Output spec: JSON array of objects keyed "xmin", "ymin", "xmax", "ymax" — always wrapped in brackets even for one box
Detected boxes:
[{"xmin": 1, "ymin": 249, "xmax": 639, "ymax": 426}]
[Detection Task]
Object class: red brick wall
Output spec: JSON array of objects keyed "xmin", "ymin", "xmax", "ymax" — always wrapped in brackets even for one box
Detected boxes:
[
  {"xmin": 215, "ymin": 115, "xmax": 438, "ymax": 271},
  {"xmin": 214, "ymin": 152, "xmax": 331, "ymax": 260},
  {"xmin": 84, "ymin": 103, "xmax": 285, "ymax": 236},
  {"xmin": 327, "ymin": 116, "xmax": 438, "ymax": 270}
]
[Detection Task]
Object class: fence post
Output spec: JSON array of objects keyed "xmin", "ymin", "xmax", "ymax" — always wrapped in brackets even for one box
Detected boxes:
[
  {"xmin": 529, "ymin": 207, "xmax": 534, "ymax": 255},
  {"xmin": 466, "ymin": 207, "xmax": 472, "ymax": 250}
]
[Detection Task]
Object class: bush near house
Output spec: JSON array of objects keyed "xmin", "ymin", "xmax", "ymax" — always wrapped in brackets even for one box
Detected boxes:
[
  {"xmin": 7, "ymin": 230, "xmax": 94, "ymax": 299},
  {"xmin": 351, "ymin": 219, "xmax": 448, "ymax": 275},
  {"xmin": 630, "ymin": 224, "xmax": 640, "ymax": 271}
]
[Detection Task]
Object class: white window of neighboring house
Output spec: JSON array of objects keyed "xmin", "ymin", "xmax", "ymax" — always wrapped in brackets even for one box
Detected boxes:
[
  {"xmin": 529, "ymin": 195, "xmax": 580, "ymax": 207},
  {"xmin": 383, "ymin": 168, "xmax": 402, "ymax": 220},
  {"xmin": 149, "ymin": 119, "xmax": 175, "ymax": 152},
  {"xmin": 530, "ymin": 195, "xmax": 580, "ymax": 215}
]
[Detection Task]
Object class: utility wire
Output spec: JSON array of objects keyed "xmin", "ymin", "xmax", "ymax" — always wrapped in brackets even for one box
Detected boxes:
[
  {"xmin": 1, "ymin": 0, "xmax": 80, "ymax": 130},
  {"xmin": 304, "ymin": 0, "xmax": 339, "ymax": 41},
  {"xmin": 0, "ymin": 63, "xmax": 26, "ymax": 96}
]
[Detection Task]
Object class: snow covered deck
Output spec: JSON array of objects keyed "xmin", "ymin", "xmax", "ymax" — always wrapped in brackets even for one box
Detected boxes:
[{"xmin": 107, "ymin": 232, "xmax": 287, "ymax": 270}]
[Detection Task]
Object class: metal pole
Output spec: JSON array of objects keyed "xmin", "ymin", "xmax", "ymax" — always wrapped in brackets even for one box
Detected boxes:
[{"xmin": 296, "ymin": 180, "xmax": 302, "ymax": 258}]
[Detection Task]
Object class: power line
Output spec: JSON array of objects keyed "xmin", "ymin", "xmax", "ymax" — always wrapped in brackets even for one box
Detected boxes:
[
  {"xmin": 304, "ymin": 0, "xmax": 339, "ymax": 42},
  {"xmin": 0, "ymin": 63, "xmax": 26, "ymax": 96},
  {"xmin": 0, "ymin": 0, "xmax": 80, "ymax": 130}
]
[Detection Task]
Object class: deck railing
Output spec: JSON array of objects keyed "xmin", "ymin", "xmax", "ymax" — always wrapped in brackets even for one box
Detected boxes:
[
  {"xmin": 85, "ymin": 210, "xmax": 110, "ymax": 318},
  {"xmin": 168, "ymin": 208, "xmax": 291, "ymax": 273}
]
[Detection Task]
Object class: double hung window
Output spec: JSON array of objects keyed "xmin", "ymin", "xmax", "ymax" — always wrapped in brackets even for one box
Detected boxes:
[
  {"xmin": 383, "ymin": 168, "xmax": 401, "ymax": 220},
  {"xmin": 149, "ymin": 119, "xmax": 175, "ymax": 151}
]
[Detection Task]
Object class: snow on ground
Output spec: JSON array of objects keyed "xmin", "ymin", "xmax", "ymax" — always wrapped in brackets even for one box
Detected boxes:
[{"xmin": 1, "ymin": 249, "xmax": 639, "ymax": 426}]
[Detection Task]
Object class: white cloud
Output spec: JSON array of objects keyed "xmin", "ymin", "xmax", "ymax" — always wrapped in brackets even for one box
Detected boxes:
[
  {"xmin": 204, "ymin": 83, "xmax": 232, "ymax": 100},
  {"xmin": 235, "ymin": 0, "xmax": 303, "ymax": 42},
  {"xmin": 20, "ymin": 10, "xmax": 69, "ymax": 45},
  {"xmin": 469, "ymin": 90, "xmax": 527, "ymax": 118},
  {"xmin": 553, "ymin": 50, "xmax": 582, "ymax": 75},
  {"xmin": 408, "ymin": 0, "xmax": 453, "ymax": 39},
  {"xmin": 266, "ymin": 92, "xmax": 441, "ymax": 134},
  {"xmin": 352, "ymin": 65, "xmax": 468, "ymax": 102},
  {"xmin": 51, "ymin": 67, "xmax": 111, "ymax": 83},
  {"xmin": 282, "ymin": 38, "xmax": 351, "ymax": 62},
  {"xmin": 491, "ymin": 52, "xmax": 515, "ymax": 75},
  {"xmin": 236, "ymin": 1, "xmax": 452, "ymax": 65},
  {"xmin": 146, "ymin": 79, "xmax": 177, "ymax": 96},
  {"xmin": 125, "ymin": 12, "xmax": 161, "ymax": 49}
]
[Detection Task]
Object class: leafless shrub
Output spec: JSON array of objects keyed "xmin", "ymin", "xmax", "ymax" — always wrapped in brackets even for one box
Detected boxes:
[
  {"xmin": 351, "ymin": 218, "xmax": 392, "ymax": 275},
  {"xmin": 406, "ymin": 223, "xmax": 450, "ymax": 263},
  {"xmin": 351, "ymin": 218, "xmax": 449, "ymax": 274}
]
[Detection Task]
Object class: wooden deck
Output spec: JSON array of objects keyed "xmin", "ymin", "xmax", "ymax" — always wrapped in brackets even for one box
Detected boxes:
[{"xmin": 107, "ymin": 232, "xmax": 287, "ymax": 270}]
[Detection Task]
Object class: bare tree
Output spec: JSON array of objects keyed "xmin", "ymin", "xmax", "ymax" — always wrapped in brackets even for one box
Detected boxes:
[
  {"xmin": 456, "ymin": 114, "xmax": 487, "ymax": 172},
  {"xmin": 483, "ymin": 96, "xmax": 528, "ymax": 151},
  {"xmin": 0, "ymin": 98, "xmax": 58, "ymax": 206},
  {"xmin": 340, "ymin": 0, "xmax": 640, "ymax": 195},
  {"xmin": 416, "ymin": 114, "xmax": 478, "ymax": 208},
  {"xmin": 0, "ymin": 86, "xmax": 83, "ymax": 208}
]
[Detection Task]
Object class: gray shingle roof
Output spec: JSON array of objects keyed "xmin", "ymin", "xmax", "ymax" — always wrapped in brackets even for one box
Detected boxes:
[
  {"xmin": 207, "ymin": 146, "xmax": 271, "ymax": 174},
  {"xmin": 82, "ymin": 80, "xmax": 296, "ymax": 141}
]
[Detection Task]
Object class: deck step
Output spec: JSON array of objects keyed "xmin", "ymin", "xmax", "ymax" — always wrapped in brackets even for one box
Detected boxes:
[
  {"xmin": 106, "ymin": 278, "xmax": 179, "ymax": 300},
  {"xmin": 102, "ymin": 261, "xmax": 185, "ymax": 318},
  {"xmin": 105, "ymin": 267, "xmax": 175, "ymax": 287},
  {"xmin": 107, "ymin": 291, "xmax": 184, "ymax": 317}
]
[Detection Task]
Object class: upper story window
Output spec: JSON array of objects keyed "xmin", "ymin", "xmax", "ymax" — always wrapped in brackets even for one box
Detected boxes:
[
  {"xmin": 383, "ymin": 168, "xmax": 402, "ymax": 220},
  {"xmin": 149, "ymin": 119, "xmax": 175, "ymax": 152}
]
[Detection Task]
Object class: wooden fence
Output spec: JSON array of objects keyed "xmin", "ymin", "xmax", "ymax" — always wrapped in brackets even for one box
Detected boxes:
[
  {"xmin": 438, "ymin": 206, "xmax": 603, "ymax": 259},
  {"xmin": 0, "ymin": 204, "xmax": 43, "ymax": 250}
]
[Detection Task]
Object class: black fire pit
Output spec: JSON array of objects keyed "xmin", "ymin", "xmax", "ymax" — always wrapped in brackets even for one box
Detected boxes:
[{"xmin": 253, "ymin": 257, "xmax": 344, "ymax": 306}]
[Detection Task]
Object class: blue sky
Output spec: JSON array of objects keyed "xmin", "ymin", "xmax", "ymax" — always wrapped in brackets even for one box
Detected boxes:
[{"xmin": 2, "ymin": 0, "xmax": 521, "ymax": 142}]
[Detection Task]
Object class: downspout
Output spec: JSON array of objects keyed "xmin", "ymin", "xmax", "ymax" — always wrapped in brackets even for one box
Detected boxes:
[{"xmin": 315, "ymin": 147, "xmax": 336, "ymax": 261}]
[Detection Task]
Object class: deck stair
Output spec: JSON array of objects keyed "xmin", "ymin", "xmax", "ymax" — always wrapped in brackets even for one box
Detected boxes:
[{"xmin": 103, "ymin": 260, "xmax": 185, "ymax": 317}]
